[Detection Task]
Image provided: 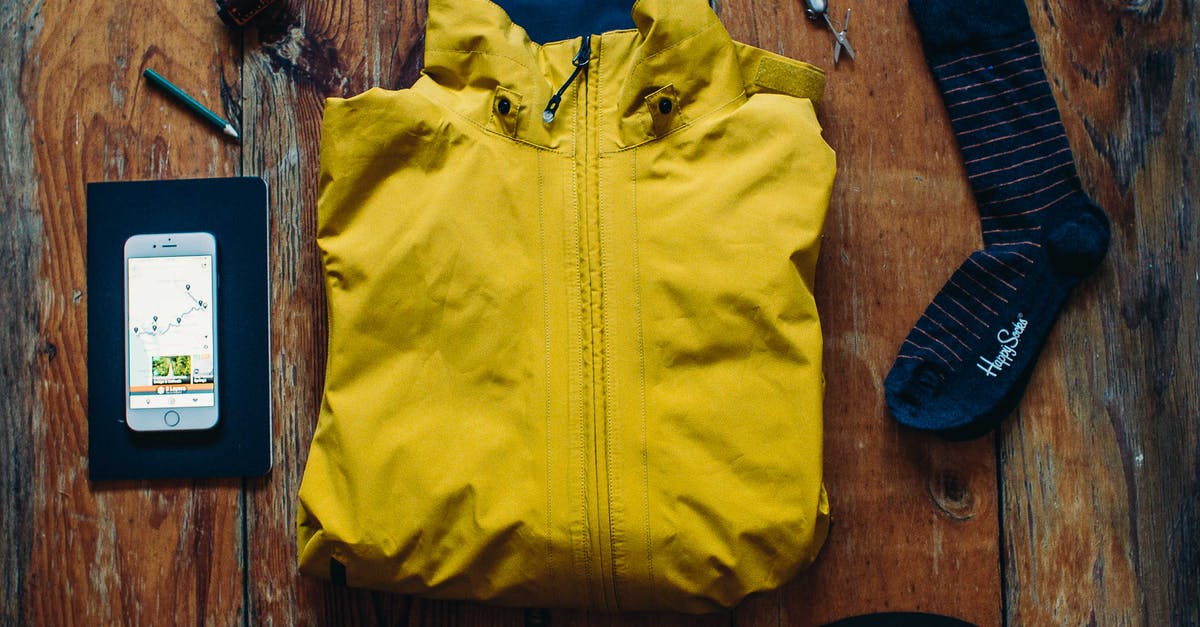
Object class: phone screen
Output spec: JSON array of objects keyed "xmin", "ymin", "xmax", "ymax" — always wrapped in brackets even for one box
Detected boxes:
[{"xmin": 126, "ymin": 255, "xmax": 216, "ymax": 410}]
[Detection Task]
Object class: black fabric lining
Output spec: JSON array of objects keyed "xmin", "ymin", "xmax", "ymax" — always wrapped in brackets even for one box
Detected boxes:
[
  {"xmin": 493, "ymin": 0, "xmax": 636, "ymax": 44},
  {"xmin": 330, "ymin": 557, "xmax": 347, "ymax": 586}
]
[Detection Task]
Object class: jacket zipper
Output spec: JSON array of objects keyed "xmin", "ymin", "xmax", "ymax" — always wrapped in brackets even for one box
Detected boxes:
[
  {"xmin": 543, "ymin": 34, "xmax": 592, "ymax": 124},
  {"xmin": 556, "ymin": 33, "xmax": 618, "ymax": 610}
]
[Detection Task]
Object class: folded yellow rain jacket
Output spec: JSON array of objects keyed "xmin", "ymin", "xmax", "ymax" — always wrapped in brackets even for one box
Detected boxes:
[{"xmin": 299, "ymin": 0, "xmax": 836, "ymax": 612}]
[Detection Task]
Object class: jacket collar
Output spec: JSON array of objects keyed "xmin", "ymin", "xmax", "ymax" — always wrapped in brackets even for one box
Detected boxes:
[{"xmin": 421, "ymin": 0, "xmax": 756, "ymax": 151}]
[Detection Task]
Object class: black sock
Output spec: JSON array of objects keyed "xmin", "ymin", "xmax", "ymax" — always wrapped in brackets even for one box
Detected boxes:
[{"xmin": 884, "ymin": 0, "xmax": 1109, "ymax": 440}]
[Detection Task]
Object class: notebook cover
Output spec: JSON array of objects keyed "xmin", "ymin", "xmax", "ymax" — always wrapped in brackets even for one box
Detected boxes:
[{"xmin": 86, "ymin": 176, "xmax": 272, "ymax": 480}]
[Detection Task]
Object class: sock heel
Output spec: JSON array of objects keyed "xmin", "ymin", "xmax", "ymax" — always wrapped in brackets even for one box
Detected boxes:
[{"xmin": 1045, "ymin": 201, "xmax": 1110, "ymax": 277}]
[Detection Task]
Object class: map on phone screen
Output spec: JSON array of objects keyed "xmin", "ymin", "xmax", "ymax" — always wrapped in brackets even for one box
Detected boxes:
[{"xmin": 127, "ymin": 255, "xmax": 216, "ymax": 409}]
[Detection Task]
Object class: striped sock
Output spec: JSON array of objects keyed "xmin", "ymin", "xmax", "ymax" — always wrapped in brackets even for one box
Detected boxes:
[{"xmin": 884, "ymin": 0, "xmax": 1109, "ymax": 439}]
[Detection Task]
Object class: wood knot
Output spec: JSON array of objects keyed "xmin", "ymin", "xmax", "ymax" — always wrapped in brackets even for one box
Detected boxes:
[
  {"xmin": 257, "ymin": 15, "xmax": 346, "ymax": 94},
  {"xmin": 927, "ymin": 470, "xmax": 975, "ymax": 521}
]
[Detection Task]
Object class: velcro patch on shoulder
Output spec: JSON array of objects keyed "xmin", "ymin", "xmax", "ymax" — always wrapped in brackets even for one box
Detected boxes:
[{"xmin": 753, "ymin": 55, "xmax": 826, "ymax": 103}]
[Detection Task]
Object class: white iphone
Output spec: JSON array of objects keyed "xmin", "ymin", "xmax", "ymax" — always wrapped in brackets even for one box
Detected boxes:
[{"xmin": 124, "ymin": 232, "xmax": 219, "ymax": 431}]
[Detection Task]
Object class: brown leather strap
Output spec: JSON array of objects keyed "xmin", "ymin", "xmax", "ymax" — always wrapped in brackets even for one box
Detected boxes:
[{"xmin": 216, "ymin": 0, "xmax": 280, "ymax": 27}]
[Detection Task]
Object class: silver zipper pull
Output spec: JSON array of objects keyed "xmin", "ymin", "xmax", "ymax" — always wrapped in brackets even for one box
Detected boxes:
[{"xmin": 543, "ymin": 34, "xmax": 592, "ymax": 124}]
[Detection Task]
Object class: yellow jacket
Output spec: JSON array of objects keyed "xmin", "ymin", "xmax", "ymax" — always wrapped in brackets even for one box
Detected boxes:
[{"xmin": 299, "ymin": 0, "xmax": 835, "ymax": 612}]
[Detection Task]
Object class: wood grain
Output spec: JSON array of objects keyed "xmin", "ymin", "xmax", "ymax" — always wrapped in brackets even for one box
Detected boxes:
[
  {"xmin": 0, "ymin": 2, "xmax": 43, "ymax": 625},
  {"xmin": 1001, "ymin": 0, "xmax": 1200, "ymax": 624},
  {"xmin": 3, "ymin": 0, "xmax": 1198, "ymax": 624},
  {"xmin": 724, "ymin": 2, "xmax": 1004, "ymax": 625},
  {"xmin": 21, "ymin": 0, "xmax": 245, "ymax": 624},
  {"xmin": 233, "ymin": 0, "xmax": 992, "ymax": 623},
  {"xmin": 239, "ymin": 0, "xmax": 430, "ymax": 623}
]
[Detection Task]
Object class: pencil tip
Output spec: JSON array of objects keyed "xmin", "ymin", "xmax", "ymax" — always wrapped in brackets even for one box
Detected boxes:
[{"xmin": 224, "ymin": 124, "xmax": 241, "ymax": 141}]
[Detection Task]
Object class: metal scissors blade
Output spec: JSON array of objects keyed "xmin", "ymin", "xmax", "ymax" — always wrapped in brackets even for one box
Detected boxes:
[
  {"xmin": 806, "ymin": 0, "xmax": 857, "ymax": 65},
  {"xmin": 826, "ymin": 8, "xmax": 855, "ymax": 63}
]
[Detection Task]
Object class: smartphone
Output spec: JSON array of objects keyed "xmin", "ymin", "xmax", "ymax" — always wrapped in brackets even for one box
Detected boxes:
[{"xmin": 124, "ymin": 232, "xmax": 219, "ymax": 431}]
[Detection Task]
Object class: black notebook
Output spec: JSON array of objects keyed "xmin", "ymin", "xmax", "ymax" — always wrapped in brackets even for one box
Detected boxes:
[{"xmin": 86, "ymin": 177, "xmax": 272, "ymax": 480}]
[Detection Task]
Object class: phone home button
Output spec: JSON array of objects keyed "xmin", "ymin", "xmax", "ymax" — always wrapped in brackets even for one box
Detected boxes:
[{"xmin": 164, "ymin": 410, "xmax": 181, "ymax": 427}]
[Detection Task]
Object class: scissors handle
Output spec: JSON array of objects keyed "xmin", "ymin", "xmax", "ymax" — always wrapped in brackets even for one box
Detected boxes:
[
  {"xmin": 820, "ymin": 12, "xmax": 838, "ymax": 35},
  {"xmin": 804, "ymin": 0, "xmax": 828, "ymax": 19},
  {"xmin": 805, "ymin": 0, "xmax": 858, "ymax": 64}
]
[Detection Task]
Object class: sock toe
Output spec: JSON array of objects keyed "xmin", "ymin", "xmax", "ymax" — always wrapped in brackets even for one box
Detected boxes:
[
  {"xmin": 893, "ymin": 0, "xmax": 1110, "ymax": 440},
  {"xmin": 884, "ymin": 358, "xmax": 947, "ymax": 429}
]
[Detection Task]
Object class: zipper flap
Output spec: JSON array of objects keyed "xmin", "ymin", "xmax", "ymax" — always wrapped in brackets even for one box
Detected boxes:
[{"xmin": 543, "ymin": 34, "xmax": 593, "ymax": 123}]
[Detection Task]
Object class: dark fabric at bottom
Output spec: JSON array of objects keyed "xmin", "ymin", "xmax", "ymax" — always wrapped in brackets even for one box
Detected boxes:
[{"xmin": 823, "ymin": 612, "xmax": 977, "ymax": 627}]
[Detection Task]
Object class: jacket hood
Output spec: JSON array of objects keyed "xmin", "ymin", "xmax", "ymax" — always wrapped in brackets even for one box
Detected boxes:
[{"xmin": 420, "ymin": 0, "xmax": 824, "ymax": 150}]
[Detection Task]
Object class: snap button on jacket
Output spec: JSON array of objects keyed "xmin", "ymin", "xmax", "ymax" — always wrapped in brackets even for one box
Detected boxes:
[{"xmin": 299, "ymin": 0, "xmax": 836, "ymax": 612}]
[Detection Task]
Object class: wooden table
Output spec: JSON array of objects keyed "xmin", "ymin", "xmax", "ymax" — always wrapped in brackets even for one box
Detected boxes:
[{"xmin": 2, "ymin": 0, "xmax": 1196, "ymax": 624}]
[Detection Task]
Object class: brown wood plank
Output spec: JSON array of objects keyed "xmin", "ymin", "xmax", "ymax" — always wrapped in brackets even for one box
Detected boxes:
[
  {"xmin": 239, "ymin": 0, "xmax": 432, "ymax": 623},
  {"xmin": 0, "ymin": 2, "xmax": 43, "ymax": 624},
  {"xmin": 6, "ymin": 0, "xmax": 1197, "ymax": 624},
  {"xmin": 725, "ymin": 1, "xmax": 1004, "ymax": 625},
  {"xmin": 20, "ymin": 0, "xmax": 245, "ymax": 624},
  {"xmin": 253, "ymin": 0, "xmax": 1003, "ymax": 625},
  {"xmin": 1001, "ymin": 0, "xmax": 1200, "ymax": 624}
]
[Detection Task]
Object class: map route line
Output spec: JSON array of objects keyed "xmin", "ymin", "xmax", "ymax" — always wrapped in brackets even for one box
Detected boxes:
[{"xmin": 134, "ymin": 288, "xmax": 208, "ymax": 339}]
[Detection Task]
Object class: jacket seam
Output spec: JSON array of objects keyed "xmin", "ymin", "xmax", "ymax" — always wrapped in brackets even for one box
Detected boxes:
[
  {"xmin": 567, "ymin": 74, "xmax": 595, "ymax": 603},
  {"xmin": 425, "ymin": 47, "xmax": 536, "ymax": 74},
  {"xmin": 596, "ymin": 38, "xmax": 619, "ymax": 610},
  {"xmin": 409, "ymin": 87, "xmax": 571, "ymax": 155},
  {"xmin": 631, "ymin": 21, "xmax": 720, "ymax": 70},
  {"xmin": 618, "ymin": 21, "xmax": 722, "ymax": 123},
  {"xmin": 586, "ymin": 60, "xmax": 615, "ymax": 612},
  {"xmin": 597, "ymin": 53, "xmax": 623, "ymax": 607},
  {"xmin": 603, "ymin": 90, "xmax": 748, "ymax": 154},
  {"xmin": 538, "ymin": 149, "xmax": 555, "ymax": 593},
  {"xmin": 631, "ymin": 147, "xmax": 654, "ymax": 596}
]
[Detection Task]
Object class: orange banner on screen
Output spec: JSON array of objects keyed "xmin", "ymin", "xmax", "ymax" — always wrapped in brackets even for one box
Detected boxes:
[{"xmin": 130, "ymin": 383, "xmax": 215, "ymax": 393}]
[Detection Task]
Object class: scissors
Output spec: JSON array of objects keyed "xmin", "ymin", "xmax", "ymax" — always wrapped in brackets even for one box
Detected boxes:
[{"xmin": 804, "ymin": 0, "xmax": 856, "ymax": 64}]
